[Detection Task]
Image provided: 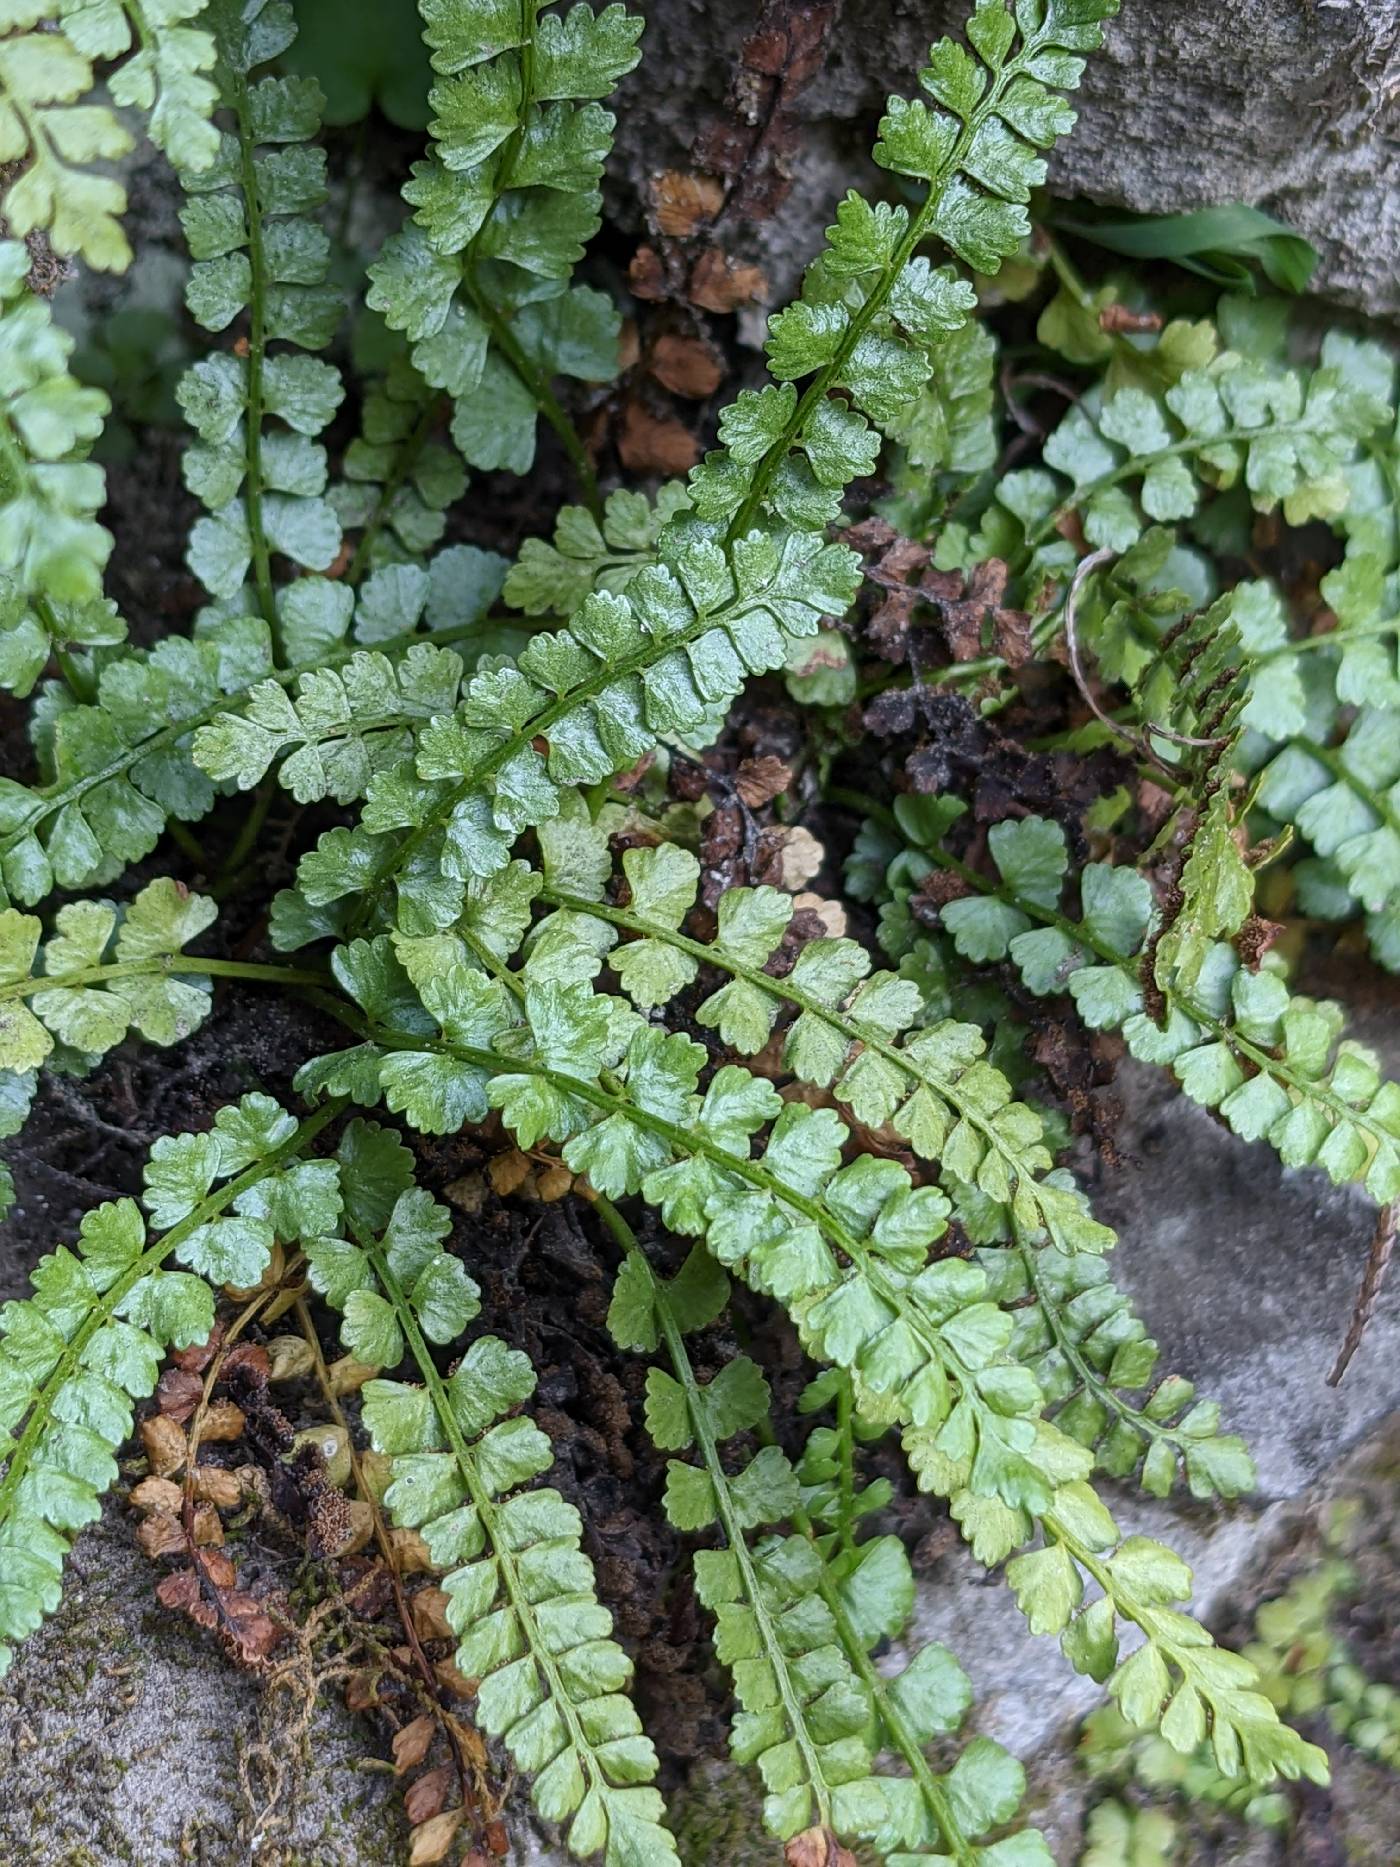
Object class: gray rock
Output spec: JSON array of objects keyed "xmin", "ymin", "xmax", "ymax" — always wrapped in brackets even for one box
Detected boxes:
[{"xmin": 609, "ymin": 0, "xmax": 1400, "ymax": 319}]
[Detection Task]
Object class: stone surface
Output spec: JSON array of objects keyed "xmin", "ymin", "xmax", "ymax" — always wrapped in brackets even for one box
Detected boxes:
[{"xmin": 608, "ymin": 0, "xmax": 1400, "ymax": 319}]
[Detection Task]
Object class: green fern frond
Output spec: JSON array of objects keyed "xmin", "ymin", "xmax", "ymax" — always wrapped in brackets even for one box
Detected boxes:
[
  {"xmin": 177, "ymin": 0, "xmax": 345, "ymax": 623},
  {"xmin": 901, "ymin": 807, "xmax": 1400, "ymax": 1205},
  {"xmin": 530, "ymin": 808, "xmax": 1115, "ymax": 1255},
  {"xmin": 274, "ymin": 527, "xmax": 861, "ymax": 935},
  {"xmin": 0, "ymin": 1092, "xmax": 344, "ymax": 1675},
  {"xmin": 366, "ymin": 0, "xmax": 643, "ymax": 495},
  {"xmin": 693, "ymin": 0, "xmax": 1119, "ymax": 540},
  {"xmin": 61, "ymin": 0, "xmax": 221, "ymax": 170},
  {"xmin": 0, "ymin": 245, "xmax": 114, "ymax": 668},
  {"xmin": 605, "ymin": 1202, "xmax": 1050, "ymax": 1864},
  {"xmin": 0, "ymin": 0, "xmax": 221, "ymax": 272},
  {"xmin": 504, "ymin": 483, "xmax": 693, "ymax": 619},
  {"xmin": 314, "ymin": 1120, "xmax": 677, "ymax": 1867},
  {"xmin": 0, "ymin": 555, "xmax": 503, "ymax": 912},
  {"xmin": 330, "ymin": 327, "xmax": 463, "ymax": 578},
  {"xmin": 0, "ymin": 876, "xmax": 219, "ymax": 1075}
]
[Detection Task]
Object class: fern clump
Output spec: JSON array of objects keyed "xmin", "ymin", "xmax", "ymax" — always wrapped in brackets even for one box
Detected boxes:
[{"xmin": 9, "ymin": 0, "xmax": 1400, "ymax": 1860}]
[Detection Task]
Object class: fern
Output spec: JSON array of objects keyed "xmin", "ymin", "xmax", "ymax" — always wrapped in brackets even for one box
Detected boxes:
[
  {"xmin": 604, "ymin": 1201, "xmax": 1052, "ymax": 1864},
  {"xmin": 0, "ymin": 243, "xmax": 114, "ymax": 674},
  {"xmin": 329, "ymin": 326, "xmax": 464, "ymax": 577},
  {"xmin": 898, "ymin": 806, "xmax": 1400, "ymax": 1205},
  {"xmin": 0, "ymin": 0, "xmax": 1375, "ymax": 1849},
  {"xmin": 312, "ymin": 1121, "xmax": 677, "ymax": 1867},
  {"xmin": 0, "ymin": 0, "xmax": 220, "ymax": 271},
  {"xmin": 366, "ymin": 0, "xmax": 643, "ymax": 500},
  {"xmin": 504, "ymin": 482, "xmax": 693, "ymax": 618},
  {"xmin": 301, "ymin": 923, "xmax": 1320, "ymax": 1785},
  {"xmin": 0, "ymin": 1092, "xmax": 344, "ymax": 1673},
  {"xmin": 0, "ymin": 555, "xmax": 503, "ymax": 913},
  {"xmin": 178, "ymin": 0, "xmax": 345, "ymax": 624}
]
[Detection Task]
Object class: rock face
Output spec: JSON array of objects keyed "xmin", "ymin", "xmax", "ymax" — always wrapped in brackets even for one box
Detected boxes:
[{"xmin": 608, "ymin": 0, "xmax": 1400, "ymax": 318}]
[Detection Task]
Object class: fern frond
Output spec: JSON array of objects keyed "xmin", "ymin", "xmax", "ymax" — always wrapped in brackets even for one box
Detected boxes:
[
  {"xmin": 695, "ymin": 0, "xmax": 1118, "ymax": 540},
  {"xmin": 192, "ymin": 641, "xmax": 470, "ymax": 804},
  {"xmin": 176, "ymin": 0, "xmax": 345, "ymax": 624},
  {"xmin": 366, "ymin": 0, "xmax": 643, "ymax": 495},
  {"xmin": 0, "ymin": 9, "xmax": 134, "ymax": 270},
  {"xmin": 274, "ymin": 528, "xmax": 861, "ymax": 935},
  {"xmin": 604, "ymin": 1212, "xmax": 868, "ymax": 1845},
  {"xmin": 530, "ymin": 807, "xmax": 1115, "ymax": 1256},
  {"xmin": 313, "ymin": 1120, "xmax": 676, "ymax": 1867},
  {"xmin": 0, "ymin": 245, "xmax": 114, "ymax": 670},
  {"xmin": 61, "ymin": 0, "xmax": 221, "ymax": 170},
  {"xmin": 0, "ymin": 558, "xmax": 502, "ymax": 912},
  {"xmin": 980, "ymin": 1245, "xmax": 1254, "ymax": 1502},
  {"xmin": 503, "ymin": 483, "xmax": 693, "ymax": 619},
  {"xmin": 0, "ymin": 877, "xmax": 218, "ymax": 1075},
  {"xmin": 330, "ymin": 330, "xmax": 462, "ymax": 578},
  {"xmin": 1256, "ymin": 712, "xmax": 1400, "ymax": 976},
  {"xmin": 0, "ymin": 1092, "xmax": 345, "ymax": 1674},
  {"xmin": 906, "ymin": 808, "xmax": 1400, "ymax": 1205},
  {"xmin": 940, "ymin": 339, "xmax": 1386, "ymax": 600},
  {"xmin": 605, "ymin": 1204, "xmax": 1048, "ymax": 1864}
]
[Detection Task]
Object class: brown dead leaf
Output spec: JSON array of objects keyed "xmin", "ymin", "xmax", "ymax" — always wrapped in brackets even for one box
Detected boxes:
[
  {"xmin": 488, "ymin": 1149, "xmax": 532, "ymax": 1197},
  {"xmin": 393, "ymin": 1714, "xmax": 436, "ymax": 1774},
  {"xmin": 649, "ymin": 170, "xmax": 723, "ymax": 237},
  {"xmin": 648, "ymin": 331, "xmax": 725, "ymax": 399},
  {"xmin": 443, "ymin": 1170, "xmax": 486, "ymax": 1214},
  {"xmin": 411, "ymin": 1586, "xmax": 454, "ymax": 1643},
  {"xmin": 921, "ymin": 560, "xmax": 1031, "ymax": 666},
  {"xmin": 785, "ymin": 1826, "xmax": 858, "ymax": 1867},
  {"xmin": 130, "ymin": 1474, "xmax": 184, "ymax": 1517},
  {"xmin": 687, "ymin": 247, "xmax": 766, "ymax": 312},
  {"xmin": 390, "ymin": 1526, "xmax": 437, "ymax": 1575},
  {"xmin": 628, "ymin": 243, "xmax": 668, "ymax": 301},
  {"xmin": 170, "ymin": 1325, "xmax": 221, "ymax": 1376},
  {"xmin": 137, "ymin": 1511, "xmax": 188, "ymax": 1560},
  {"xmin": 408, "ymin": 1807, "xmax": 467, "ymax": 1866},
  {"xmin": 141, "ymin": 1413, "xmax": 187, "ymax": 1477},
  {"xmin": 404, "ymin": 1764, "xmax": 455, "ymax": 1826},
  {"xmin": 617, "ymin": 400, "xmax": 700, "ymax": 475},
  {"xmin": 156, "ymin": 1366, "xmax": 203, "ymax": 1421},
  {"xmin": 535, "ymin": 1163, "xmax": 574, "ymax": 1202},
  {"xmin": 328, "ymin": 1353, "xmax": 376, "ymax": 1396},
  {"xmin": 792, "ymin": 892, "xmax": 847, "ymax": 938},
  {"xmin": 191, "ymin": 1464, "xmax": 244, "ymax": 1511},
  {"xmin": 755, "ymin": 824, "xmax": 823, "ymax": 891},
  {"xmin": 199, "ymin": 1399, "xmax": 247, "ymax": 1443},
  {"xmin": 734, "ymin": 753, "xmax": 792, "ymax": 808},
  {"xmin": 433, "ymin": 1654, "xmax": 475, "ymax": 1698}
]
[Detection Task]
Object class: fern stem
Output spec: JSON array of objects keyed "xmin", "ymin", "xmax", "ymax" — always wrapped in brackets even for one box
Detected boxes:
[
  {"xmin": 355, "ymin": 1223, "xmax": 613, "ymax": 1815},
  {"xmin": 461, "ymin": 275, "xmax": 603, "ymax": 523},
  {"xmin": 0, "ymin": 1096, "xmax": 347, "ymax": 1525},
  {"xmin": 591, "ymin": 1194, "xmax": 836, "ymax": 1830},
  {"xmin": 0, "ymin": 955, "xmax": 327, "ymax": 1004},
  {"xmin": 834, "ymin": 1373, "xmax": 857, "ymax": 1555},
  {"xmin": 231, "ymin": 78, "xmax": 278, "ymax": 634}
]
